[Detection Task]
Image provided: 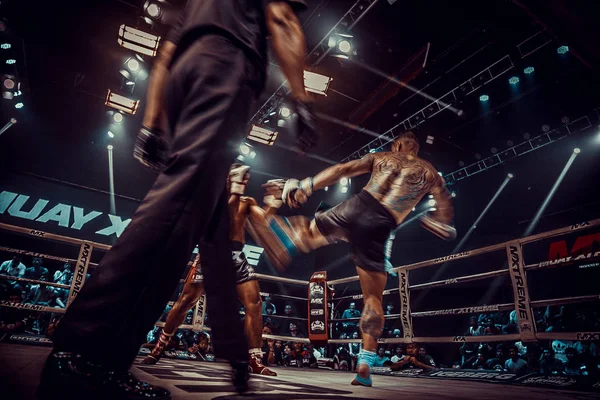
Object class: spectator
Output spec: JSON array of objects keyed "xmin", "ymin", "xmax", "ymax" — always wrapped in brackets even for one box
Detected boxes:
[
  {"xmin": 341, "ymin": 302, "xmax": 361, "ymax": 333},
  {"xmin": 539, "ymin": 349, "xmax": 563, "ymax": 375},
  {"xmin": 391, "ymin": 345, "xmax": 405, "ymax": 363},
  {"xmin": 526, "ymin": 351, "xmax": 540, "ymax": 373},
  {"xmin": 485, "ymin": 345, "xmax": 506, "ymax": 370},
  {"xmin": 472, "ymin": 353, "xmax": 487, "ymax": 370},
  {"xmin": 417, "ymin": 346, "xmax": 436, "ymax": 368},
  {"xmin": 505, "ymin": 345, "xmax": 528, "ymax": 376},
  {"xmin": 262, "ymin": 303, "xmax": 280, "ymax": 333},
  {"xmin": 466, "ymin": 315, "xmax": 484, "ymax": 336},
  {"xmin": 0, "ymin": 292, "xmax": 28, "ymax": 341},
  {"xmin": 25, "ymin": 257, "xmax": 49, "ymax": 281},
  {"xmin": 262, "ymin": 295, "xmax": 276, "ymax": 315},
  {"xmin": 0, "ymin": 256, "xmax": 26, "ymax": 292},
  {"xmin": 503, "ymin": 310, "xmax": 519, "ymax": 334},
  {"xmin": 239, "ymin": 305, "xmax": 246, "ymax": 321},
  {"xmin": 373, "ymin": 347, "xmax": 391, "ymax": 367},
  {"xmin": 287, "ymin": 322, "xmax": 304, "ymax": 339},
  {"xmin": 283, "ymin": 304, "xmax": 297, "ymax": 318},
  {"xmin": 262, "ymin": 324, "xmax": 276, "ymax": 366},
  {"xmin": 459, "ymin": 343, "xmax": 478, "ymax": 368},
  {"xmin": 563, "ymin": 347, "xmax": 588, "ymax": 376},
  {"xmin": 349, "ymin": 331, "xmax": 361, "ymax": 356},
  {"xmin": 53, "ymin": 263, "xmax": 72, "ymax": 285},
  {"xmin": 483, "ymin": 317, "xmax": 501, "ymax": 335}
]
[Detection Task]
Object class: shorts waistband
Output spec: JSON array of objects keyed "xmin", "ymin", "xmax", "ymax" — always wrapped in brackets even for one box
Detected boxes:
[
  {"xmin": 357, "ymin": 190, "xmax": 397, "ymax": 228},
  {"xmin": 231, "ymin": 241, "xmax": 244, "ymax": 251}
]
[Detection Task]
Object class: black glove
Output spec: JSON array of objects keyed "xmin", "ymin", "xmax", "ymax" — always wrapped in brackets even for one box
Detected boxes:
[
  {"xmin": 293, "ymin": 99, "xmax": 319, "ymax": 155},
  {"xmin": 133, "ymin": 125, "xmax": 169, "ymax": 172}
]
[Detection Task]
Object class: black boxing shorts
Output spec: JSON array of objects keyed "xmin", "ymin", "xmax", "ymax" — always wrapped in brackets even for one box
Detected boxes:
[
  {"xmin": 185, "ymin": 242, "xmax": 256, "ymax": 285},
  {"xmin": 314, "ymin": 190, "xmax": 397, "ymax": 273}
]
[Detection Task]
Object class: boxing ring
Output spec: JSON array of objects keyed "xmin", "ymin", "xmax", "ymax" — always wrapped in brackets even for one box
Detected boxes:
[{"xmin": 1, "ymin": 218, "xmax": 599, "ymax": 398}]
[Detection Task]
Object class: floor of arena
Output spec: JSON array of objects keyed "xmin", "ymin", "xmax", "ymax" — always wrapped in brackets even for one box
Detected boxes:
[{"xmin": 2, "ymin": 344, "xmax": 597, "ymax": 400}]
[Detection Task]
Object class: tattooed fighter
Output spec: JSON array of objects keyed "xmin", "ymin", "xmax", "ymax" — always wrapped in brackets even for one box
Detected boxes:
[
  {"xmin": 142, "ymin": 165, "xmax": 278, "ymax": 376},
  {"xmin": 254, "ymin": 132, "xmax": 456, "ymax": 386}
]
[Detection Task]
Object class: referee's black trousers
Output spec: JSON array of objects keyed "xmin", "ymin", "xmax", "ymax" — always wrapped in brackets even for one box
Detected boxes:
[{"xmin": 53, "ymin": 35, "xmax": 263, "ymax": 371}]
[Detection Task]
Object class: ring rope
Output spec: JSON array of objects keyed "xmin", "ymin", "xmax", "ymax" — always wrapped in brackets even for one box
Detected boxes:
[
  {"xmin": 0, "ymin": 222, "xmax": 111, "ymax": 251},
  {"xmin": 0, "ymin": 274, "xmax": 71, "ymax": 289}
]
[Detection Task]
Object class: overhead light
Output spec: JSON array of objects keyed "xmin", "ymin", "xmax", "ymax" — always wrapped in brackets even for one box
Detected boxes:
[
  {"xmin": 451, "ymin": 191, "xmax": 457, "ymax": 198},
  {"xmin": 341, "ymin": 186, "xmax": 349, "ymax": 194},
  {"xmin": 107, "ymin": 144, "xmax": 114, "ymax": 150},
  {"xmin": 280, "ymin": 106, "xmax": 291, "ymax": 119},
  {"xmin": 340, "ymin": 177, "xmax": 349, "ymax": 186},
  {"xmin": 144, "ymin": 1, "xmax": 162, "ymax": 19},
  {"xmin": 118, "ymin": 25, "xmax": 161, "ymax": 57},
  {"xmin": 338, "ymin": 40, "xmax": 352, "ymax": 53},
  {"xmin": 249, "ymin": 151, "xmax": 256, "ymax": 159},
  {"xmin": 304, "ymin": 70, "xmax": 332, "ymax": 96},
  {"xmin": 15, "ymin": 102, "xmax": 23, "ymax": 109},
  {"xmin": 479, "ymin": 94, "xmax": 489, "ymax": 102},
  {"xmin": 428, "ymin": 199, "xmax": 436, "ymax": 207},
  {"xmin": 277, "ymin": 119, "xmax": 285, "ymax": 128},
  {"xmin": 573, "ymin": 148, "xmax": 580, "ymax": 154},
  {"xmin": 324, "ymin": 186, "xmax": 328, "ymax": 192},
  {"xmin": 509, "ymin": 76, "xmax": 520, "ymax": 85},
  {"xmin": 1, "ymin": 43, "xmax": 11, "ymax": 50},
  {"xmin": 438, "ymin": 171, "xmax": 443, "ymax": 176},
  {"xmin": 328, "ymin": 33, "xmax": 354, "ymax": 58},
  {"xmin": 107, "ymin": 131, "xmax": 115, "ymax": 138},
  {"xmin": 126, "ymin": 58, "xmax": 140, "ymax": 72},
  {"xmin": 507, "ymin": 173, "xmax": 514, "ymax": 179},
  {"xmin": 557, "ymin": 45, "xmax": 569, "ymax": 55},
  {"xmin": 269, "ymin": 111, "xmax": 277, "ymax": 116},
  {"xmin": 6, "ymin": 59, "xmax": 16, "ymax": 65},
  {"xmin": 126, "ymin": 81, "xmax": 135, "ymax": 86},
  {"xmin": 426, "ymin": 135, "xmax": 435, "ymax": 145},
  {"xmin": 247, "ymin": 124, "xmax": 278, "ymax": 146},
  {"xmin": 412, "ymin": 207, "xmax": 416, "ymax": 211},
  {"xmin": 105, "ymin": 89, "xmax": 140, "ymax": 115},
  {"xmin": 240, "ymin": 144, "xmax": 251, "ymax": 155},
  {"xmin": 263, "ymin": 119, "xmax": 270, "ymax": 124},
  {"xmin": 524, "ymin": 66, "xmax": 534, "ymax": 74},
  {"xmin": 2, "ymin": 77, "xmax": 15, "ymax": 89},
  {"xmin": 113, "ymin": 112, "xmax": 124, "ymax": 124}
]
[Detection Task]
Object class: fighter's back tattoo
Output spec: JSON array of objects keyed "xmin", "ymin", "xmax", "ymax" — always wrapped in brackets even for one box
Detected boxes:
[{"xmin": 364, "ymin": 152, "xmax": 440, "ymax": 219}]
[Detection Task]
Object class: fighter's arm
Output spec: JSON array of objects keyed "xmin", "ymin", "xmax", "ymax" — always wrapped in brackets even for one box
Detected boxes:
[
  {"xmin": 141, "ymin": 40, "xmax": 177, "ymax": 129},
  {"xmin": 265, "ymin": 1, "xmax": 309, "ymax": 103},
  {"xmin": 311, "ymin": 155, "xmax": 375, "ymax": 191},
  {"xmin": 420, "ymin": 175, "xmax": 457, "ymax": 240}
]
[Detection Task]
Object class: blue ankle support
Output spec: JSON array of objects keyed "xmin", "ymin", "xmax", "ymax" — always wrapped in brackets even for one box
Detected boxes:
[{"xmin": 357, "ymin": 349, "xmax": 377, "ymax": 369}]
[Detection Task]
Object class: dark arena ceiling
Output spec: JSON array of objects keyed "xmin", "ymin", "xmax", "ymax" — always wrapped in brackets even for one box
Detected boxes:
[{"xmin": 1, "ymin": 0, "xmax": 599, "ymax": 279}]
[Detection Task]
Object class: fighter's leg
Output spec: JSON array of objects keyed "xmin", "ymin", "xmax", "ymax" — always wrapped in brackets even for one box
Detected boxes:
[
  {"xmin": 352, "ymin": 266, "xmax": 387, "ymax": 387},
  {"xmin": 236, "ymin": 280, "xmax": 262, "ymax": 350},
  {"xmin": 247, "ymin": 209, "xmax": 330, "ymax": 270},
  {"xmin": 142, "ymin": 277, "xmax": 205, "ymax": 365}
]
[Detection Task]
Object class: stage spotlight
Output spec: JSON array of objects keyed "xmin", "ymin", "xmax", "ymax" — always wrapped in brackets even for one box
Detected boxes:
[
  {"xmin": 113, "ymin": 112, "xmax": 124, "ymax": 124},
  {"xmin": 304, "ymin": 70, "xmax": 332, "ymax": 96},
  {"xmin": 1, "ymin": 43, "xmax": 11, "ymax": 50},
  {"xmin": 479, "ymin": 94, "xmax": 489, "ymax": 102},
  {"xmin": 573, "ymin": 148, "xmax": 580, "ymax": 154},
  {"xmin": 15, "ymin": 102, "xmax": 23, "ymax": 109},
  {"xmin": 437, "ymin": 171, "xmax": 443, "ymax": 176},
  {"xmin": 328, "ymin": 33, "xmax": 354, "ymax": 59},
  {"xmin": 105, "ymin": 89, "xmax": 140, "ymax": 115},
  {"xmin": 324, "ymin": 186, "xmax": 328, "ymax": 192},
  {"xmin": 509, "ymin": 76, "xmax": 520, "ymax": 85},
  {"xmin": 451, "ymin": 191, "xmax": 457, "ymax": 198},
  {"xmin": 524, "ymin": 66, "xmax": 534, "ymax": 74},
  {"xmin": 3, "ymin": 77, "xmax": 14, "ymax": 90},
  {"xmin": 107, "ymin": 131, "xmax": 115, "ymax": 138},
  {"xmin": 240, "ymin": 144, "xmax": 251, "ymax": 155},
  {"xmin": 280, "ymin": 106, "xmax": 291, "ymax": 118},
  {"xmin": 508, "ymin": 173, "xmax": 514, "ymax": 179},
  {"xmin": 277, "ymin": 119, "xmax": 285, "ymax": 128},
  {"xmin": 126, "ymin": 58, "xmax": 140, "ymax": 72},
  {"xmin": 249, "ymin": 151, "xmax": 256, "ymax": 159},
  {"xmin": 426, "ymin": 135, "xmax": 435, "ymax": 145},
  {"xmin": 126, "ymin": 81, "xmax": 135, "ymax": 86},
  {"xmin": 118, "ymin": 25, "xmax": 160, "ymax": 57},
  {"xmin": 107, "ymin": 144, "xmax": 114, "ymax": 150},
  {"xmin": 144, "ymin": 1, "xmax": 162, "ymax": 19},
  {"xmin": 340, "ymin": 177, "xmax": 349, "ymax": 186},
  {"xmin": 557, "ymin": 45, "xmax": 569, "ymax": 55},
  {"xmin": 338, "ymin": 40, "xmax": 352, "ymax": 54},
  {"xmin": 412, "ymin": 207, "xmax": 416, "ymax": 211},
  {"xmin": 341, "ymin": 186, "xmax": 349, "ymax": 194},
  {"xmin": 248, "ymin": 124, "xmax": 278, "ymax": 146},
  {"xmin": 428, "ymin": 199, "xmax": 436, "ymax": 207}
]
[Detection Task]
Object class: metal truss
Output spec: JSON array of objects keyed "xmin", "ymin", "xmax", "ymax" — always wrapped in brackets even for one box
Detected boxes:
[
  {"xmin": 341, "ymin": 30, "xmax": 554, "ymax": 163},
  {"xmin": 248, "ymin": 0, "xmax": 379, "ymax": 126},
  {"xmin": 443, "ymin": 110, "xmax": 598, "ymax": 186},
  {"xmin": 341, "ymin": 55, "xmax": 515, "ymax": 162}
]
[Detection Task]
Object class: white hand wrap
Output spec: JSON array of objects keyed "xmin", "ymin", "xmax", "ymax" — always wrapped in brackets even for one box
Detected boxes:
[
  {"xmin": 420, "ymin": 214, "xmax": 457, "ymax": 241},
  {"xmin": 229, "ymin": 165, "xmax": 250, "ymax": 195},
  {"xmin": 298, "ymin": 177, "xmax": 314, "ymax": 197},
  {"xmin": 282, "ymin": 179, "xmax": 300, "ymax": 206},
  {"xmin": 264, "ymin": 179, "xmax": 285, "ymax": 209}
]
